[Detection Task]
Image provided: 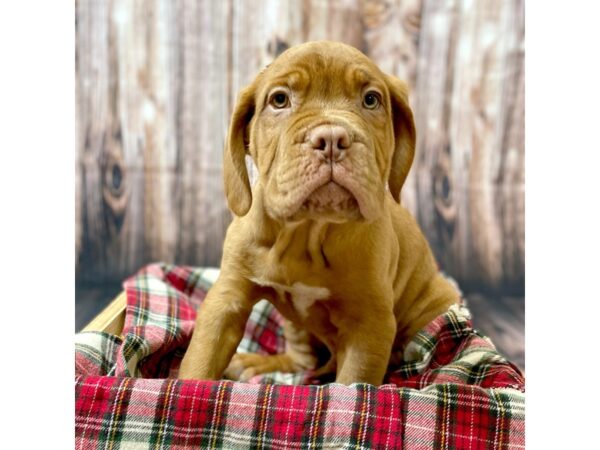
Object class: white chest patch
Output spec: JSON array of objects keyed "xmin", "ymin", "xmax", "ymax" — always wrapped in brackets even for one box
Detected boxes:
[{"xmin": 250, "ymin": 277, "xmax": 330, "ymax": 318}]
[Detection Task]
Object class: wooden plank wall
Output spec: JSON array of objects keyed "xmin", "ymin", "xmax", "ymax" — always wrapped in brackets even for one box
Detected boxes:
[{"xmin": 76, "ymin": 0, "xmax": 524, "ymax": 294}]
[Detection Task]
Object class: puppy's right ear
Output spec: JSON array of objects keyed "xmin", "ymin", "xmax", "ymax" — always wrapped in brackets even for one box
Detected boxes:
[{"xmin": 223, "ymin": 84, "xmax": 255, "ymax": 216}]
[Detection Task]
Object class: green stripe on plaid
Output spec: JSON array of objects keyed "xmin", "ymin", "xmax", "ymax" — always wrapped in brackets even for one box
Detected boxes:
[
  {"xmin": 76, "ymin": 263, "xmax": 525, "ymax": 449},
  {"xmin": 75, "ymin": 332, "xmax": 122, "ymax": 377}
]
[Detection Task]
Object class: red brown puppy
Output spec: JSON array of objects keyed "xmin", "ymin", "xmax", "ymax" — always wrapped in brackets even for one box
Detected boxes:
[{"xmin": 179, "ymin": 41, "xmax": 459, "ymax": 385}]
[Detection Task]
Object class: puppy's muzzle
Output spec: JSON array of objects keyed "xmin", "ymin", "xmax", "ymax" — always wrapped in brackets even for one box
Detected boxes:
[
  {"xmin": 287, "ymin": 123, "xmax": 360, "ymax": 222},
  {"xmin": 308, "ymin": 124, "xmax": 351, "ymax": 163}
]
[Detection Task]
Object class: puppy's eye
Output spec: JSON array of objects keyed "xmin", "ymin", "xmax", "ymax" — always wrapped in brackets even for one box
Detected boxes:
[
  {"xmin": 362, "ymin": 91, "xmax": 381, "ymax": 109},
  {"xmin": 269, "ymin": 91, "xmax": 290, "ymax": 109}
]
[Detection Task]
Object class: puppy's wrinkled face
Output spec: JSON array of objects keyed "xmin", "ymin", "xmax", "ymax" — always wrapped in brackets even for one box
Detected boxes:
[{"xmin": 224, "ymin": 41, "xmax": 415, "ymax": 222}]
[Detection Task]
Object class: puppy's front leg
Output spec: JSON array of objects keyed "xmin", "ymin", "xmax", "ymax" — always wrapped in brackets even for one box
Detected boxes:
[
  {"xmin": 178, "ymin": 275, "xmax": 255, "ymax": 380},
  {"xmin": 335, "ymin": 313, "xmax": 396, "ymax": 385}
]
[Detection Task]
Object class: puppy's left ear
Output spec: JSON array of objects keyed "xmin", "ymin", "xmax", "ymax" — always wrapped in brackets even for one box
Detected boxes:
[{"xmin": 385, "ymin": 75, "xmax": 416, "ymax": 203}]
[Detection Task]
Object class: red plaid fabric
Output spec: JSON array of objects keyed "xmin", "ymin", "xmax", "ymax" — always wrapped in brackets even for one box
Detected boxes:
[{"xmin": 76, "ymin": 263, "xmax": 525, "ymax": 449}]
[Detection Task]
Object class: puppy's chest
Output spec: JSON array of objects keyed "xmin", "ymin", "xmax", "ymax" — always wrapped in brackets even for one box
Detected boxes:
[{"xmin": 250, "ymin": 277, "xmax": 331, "ymax": 319}]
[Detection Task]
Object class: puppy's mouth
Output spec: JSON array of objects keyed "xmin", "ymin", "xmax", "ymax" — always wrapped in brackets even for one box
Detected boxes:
[
  {"xmin": 302, "ymin": 181, "xmax": 357, "ymax": 210},
  {"xmin": 290, "ymin": 181, "xmax": 360, "ymax": 221}
]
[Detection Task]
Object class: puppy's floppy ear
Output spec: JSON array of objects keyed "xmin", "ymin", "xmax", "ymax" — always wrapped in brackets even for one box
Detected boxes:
[
  {"xmin": 223, "ymin": 84, "xmax": 255, "ymax": 216},
  {"xmin": 385, "ymin": 75, "xmax": 416, "ymax": 203}
]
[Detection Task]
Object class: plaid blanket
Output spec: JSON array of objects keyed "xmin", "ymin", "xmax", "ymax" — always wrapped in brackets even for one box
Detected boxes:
[{"xmin": 75, "ymin": 263, "xmax": 525, "ymax": 449}]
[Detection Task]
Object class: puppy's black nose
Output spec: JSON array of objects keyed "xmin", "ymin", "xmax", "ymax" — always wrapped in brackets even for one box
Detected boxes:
[{"xmin": 308, "ymin": 125, "xmax": 351, "ymax": 161}]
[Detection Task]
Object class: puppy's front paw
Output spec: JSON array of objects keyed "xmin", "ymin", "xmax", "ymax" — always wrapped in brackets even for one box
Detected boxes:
[{"xmin": 224, "ymin": 353, "xmax": 297, "ymax": 381}]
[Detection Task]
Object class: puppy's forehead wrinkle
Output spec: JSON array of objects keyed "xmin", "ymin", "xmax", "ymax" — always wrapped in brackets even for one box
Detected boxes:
[
  {"xmin": 266, "ymin": 51, "xmax": 381, "ymax": 101},
  {"xmin": 267, "ymin": 68, "xmax": 311, "ymax": 92},
  {"xmin": 343, "ymin": 66, "xmax": 383, "ymax": 97}
]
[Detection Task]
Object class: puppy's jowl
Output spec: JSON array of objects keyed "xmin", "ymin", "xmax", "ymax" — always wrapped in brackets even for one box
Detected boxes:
[{"xmin": 179, "ymin": 41, "xmax": 459, "ymax": 385}]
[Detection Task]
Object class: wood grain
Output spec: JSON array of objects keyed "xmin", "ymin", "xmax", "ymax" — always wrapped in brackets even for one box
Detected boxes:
[
  {"xmin": 76, "ymin": 0, "xmax": 524, "ymax": 294},
  {"xmin": 409, "ymin": 0, "xmax": 524, "ymax": 291}
]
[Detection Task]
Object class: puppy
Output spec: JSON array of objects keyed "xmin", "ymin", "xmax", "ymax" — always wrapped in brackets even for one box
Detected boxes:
[{"xmin": 179, "ymin": 41, "xmax": 459, "ymax": 385}]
